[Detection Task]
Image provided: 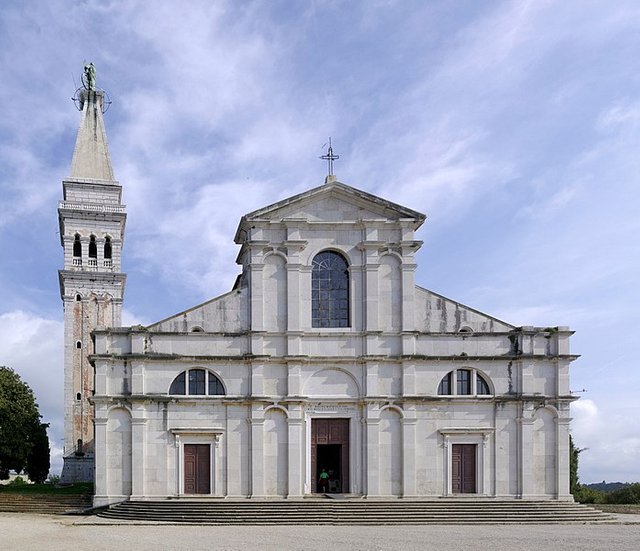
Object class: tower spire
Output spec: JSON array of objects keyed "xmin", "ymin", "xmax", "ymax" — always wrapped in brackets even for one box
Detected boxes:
[{"xmin": 69, "ymin": 66, "xmax": 114, "ymax": 181}]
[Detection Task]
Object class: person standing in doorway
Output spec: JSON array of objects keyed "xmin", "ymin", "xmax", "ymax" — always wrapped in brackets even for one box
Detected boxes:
[{"xmin": 319, "ymin": 467, "xmax": 330, "ymax": 493}]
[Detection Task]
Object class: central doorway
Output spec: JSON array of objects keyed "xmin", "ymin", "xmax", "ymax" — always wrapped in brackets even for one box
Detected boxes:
[
  {"xmin": 184, "ymin": 444, "xmax": 210, "ymax": 494},
  {"xmin": 451, "ymin": 444, "xmax": 476, "ymax": 494},
  {"xmin": 311, "ymin": 418, "xmax": 349, "ymax": 493}
]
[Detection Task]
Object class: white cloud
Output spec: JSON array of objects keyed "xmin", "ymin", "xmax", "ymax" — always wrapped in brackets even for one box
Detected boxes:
[
  {"xmin": 121, "ymin": 308, "xmax": 150, "ymax": 328},
  {"xmin": 572, "ymin": 399, "xmax": 640, "ymax": 483},
  {"xmin": 0, "ymin": 310, "xmax": 64, "ymax": 475}
]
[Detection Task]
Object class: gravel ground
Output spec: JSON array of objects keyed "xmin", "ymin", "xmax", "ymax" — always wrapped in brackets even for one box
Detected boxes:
[{"xmin": 1, "ymin": 513, "xmax": 640, "ymax": 551}]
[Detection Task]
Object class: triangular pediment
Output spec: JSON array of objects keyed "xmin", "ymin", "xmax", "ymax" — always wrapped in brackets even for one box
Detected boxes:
[{"xmin": 235, "ymin": 181, "xmax": 425, "ymax": 240}]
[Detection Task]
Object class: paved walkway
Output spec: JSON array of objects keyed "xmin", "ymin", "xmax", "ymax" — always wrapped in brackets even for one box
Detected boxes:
[{"xmin": 2, "ymin": 512, "xmax": 639, "ymax": 550}]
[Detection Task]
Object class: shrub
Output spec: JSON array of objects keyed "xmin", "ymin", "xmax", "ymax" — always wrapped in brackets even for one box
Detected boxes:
[
  {"xmin": 605, "ymin": 483, "xmax": 640, "ymax": 504},
  {"xmin": 573, "ymin": 485, "xmax": 604, "ymax": 504},
  {"xmin": 7, "ymin": 476, "xmax": 27, "ymax": 487},
  {"xmin": 46, "ymin": 474, "xmax": 60, "ymax": 485}
]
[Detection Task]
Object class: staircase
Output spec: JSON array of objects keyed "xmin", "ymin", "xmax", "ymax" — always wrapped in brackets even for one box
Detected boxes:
[
  {"xmin": 97, "ymin": 499, "xmax": 614, "ymax": 524},
  {"xmin": 0, "ymin": 493, "xmax": 93, "ymax": 514}
]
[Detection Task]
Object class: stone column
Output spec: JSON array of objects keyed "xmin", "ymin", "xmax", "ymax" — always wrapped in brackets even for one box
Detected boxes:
[
  {"xmin": 365, "ymin": 417, "xmax": 380, "ymax": 497},
  {"xmin": 131, "ymin": 360, "xmax": 145, "ymax": 395},
  {"xmin": 400, "ymin": 262, "xmax": 417, "ymax": 332},
  {"xmin": 249, "ymin": 254, "xmax": 265, "ymax": 355},
  {"xmin": 286, "ymin": 261, "xmax": 301, "ymax": 331},
  {"xmin": 481, "ymin": 432, "xmax": 491, "ymax": 496},
  {"xmin": 251, "ymin": 362, "xmax": 264, "ymax": 397},
  {"xmin": 519, "ymin": 360, "xmax": 534, "ymax": 395},
  {"xmin": 130, "ymin": 417, "xmax": 147, "ymax": 499},
  {"xmin": 493, "ymin": 402, "xmax": 514, "ymax": 497},
  {"xmin": 365, "ymin": 362, "xmax": 379, "ymax": 397},
  {"xmin": 249, "ymin": 418, "xmax": 265, "ymax": 497},
  {"xmin": 518, "ymin": 415, "xmax": 535, "ymax": 498},
  {"xmin": 212, "ymin": 434, "xmax": 221, "ymax": 496},
  {"xmin": 174, "ymin": 434, "xmax": 182, "ymax": 495},
  {"xmin": 401, "ymin": 415, "xmax": 417, "ymax": 497},
  {"xmin": 556, "ymin": 415, "xmax": 572, "ymax": 500},
  {"xmin": 287, "ymin": 417, "xmax": 304, "ymax": 496},
  {"xmin": 93, "ymin": 416, "xmax": 108, "ymax": 506},
  {"xmin": 364, "ymin": 260, "xmax": 379, "ymax": 332},
  {"xmin": 442, "ymin": 435, "xmax": 451, "ymax": 495},
  {"xmin": 250, "ymin": 262, "xmax": 265, "ymax": 331},
  {"xmin": 401, "ymin": 361, "xmax": 416, "ymax": 396},
  {"xmin": 287, "ymin": 362, "xmax": 302, "ymax": 397},
  {"xmin": 286, "ymin": 260, "xmax": 302, "ymax": 356}
]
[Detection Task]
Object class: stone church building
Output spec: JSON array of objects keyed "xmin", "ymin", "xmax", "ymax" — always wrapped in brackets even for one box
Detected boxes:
[{"xmin": 59, "ymin": 81, "xmax": 576, "ymax": 507}]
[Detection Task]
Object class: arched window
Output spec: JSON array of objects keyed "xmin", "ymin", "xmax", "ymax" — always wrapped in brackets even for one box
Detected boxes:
[
  {"xmin": 457, "ymin": 369, "xmax": 472, "ymax": 395},
  {"xmin": 476, "ymin": 374, "xmax": 491, "ymax": 395},
  {"xmin": 311, "ymin": 250, "xmax": 349, "ymax": 328},
  {"xmin": 437, "ymin": 369, "xmax": 492, "ymax": 396},
  {"xmin": 88, "ymin": 235, "xmax": 97, "ymax": 258},
  {"xmin": 169, "ymin": 372, "xmax": 185, "ymax": 394},
  {"xmin": 73, "ymin": 234, "xmax": 82, "ymax": 257},
  {"xmin": 437, "ymin": 372, "xmax": 452, "ymax": 395},
  {"xmin": 104, "ymin": 236, "xmax": 112, "ymax": 259},
  {"xmin": 169, "ymin": 369, "xmax": 225, "ymax": 396}
]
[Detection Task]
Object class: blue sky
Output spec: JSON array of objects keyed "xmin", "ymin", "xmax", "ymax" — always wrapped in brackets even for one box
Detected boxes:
[{"xmin": 0, "ymin": 0, "xmax": 638, "ymax": 483}]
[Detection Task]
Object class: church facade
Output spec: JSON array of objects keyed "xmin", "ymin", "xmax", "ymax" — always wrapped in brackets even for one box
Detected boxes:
[{"xmin": 59, "ymin": 77, "xmax": 577, "ymax": 506}]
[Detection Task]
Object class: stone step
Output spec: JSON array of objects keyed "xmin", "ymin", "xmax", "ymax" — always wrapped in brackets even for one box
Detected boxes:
[
  {"xmin": 98, "ymin": 500, "xmax": 614, "ymax": 524},
  {"xmin": 0, "ymin": 493, "xmax": 92, "ymax": 514}
]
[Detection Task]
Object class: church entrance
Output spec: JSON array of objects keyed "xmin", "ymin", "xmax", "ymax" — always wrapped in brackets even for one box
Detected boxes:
[
  {"xmin": 184, "ymin": 444, "xmax": 210, "ymax": 494},
  {"xmin": 311, "ymin": 418, "xmax": 349, "ymax": 493},
  {"xmin": 451, "ymin": 444, "xmax": 476, "ymax": 493}
]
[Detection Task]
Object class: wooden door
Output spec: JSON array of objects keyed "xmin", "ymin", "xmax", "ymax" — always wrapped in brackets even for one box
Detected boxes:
[
  {"xmin": 311, "ymin": 418, "xmax": 349, "ymax": 493},
  {"xmin": 451, "ymin": 444, "xmax": 476, "ymax": 494},
  {"xmin": 184, "ymin": 444, "xmax": 210, "ymax": 494}
]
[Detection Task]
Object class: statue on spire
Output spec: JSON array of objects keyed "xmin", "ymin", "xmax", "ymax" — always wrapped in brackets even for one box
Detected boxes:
[{"xmin": 82, "ymin": 62, "xmax": 96, "ymax": 91}]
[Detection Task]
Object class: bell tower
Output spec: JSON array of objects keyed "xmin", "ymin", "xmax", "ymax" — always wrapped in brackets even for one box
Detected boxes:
[{"xmin": 58, "ymin": 65, "xmax": 126, "ymax": 482}]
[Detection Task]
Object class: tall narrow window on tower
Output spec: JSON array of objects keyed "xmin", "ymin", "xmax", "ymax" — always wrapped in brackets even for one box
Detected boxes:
[
  {"xmin": 89, "ymin": 235, "xmax": 97, "ymax": 258},
  {"xmin": 104, "ymin": 236, "xmax": 112, "ymax": 267},
  {"xmin": 312, "ymin": 250, "xmax": 350, "ymax": 328},
  {"xmin": 73, "ymin": 234, "xmax": 82, "ymax": 257}
]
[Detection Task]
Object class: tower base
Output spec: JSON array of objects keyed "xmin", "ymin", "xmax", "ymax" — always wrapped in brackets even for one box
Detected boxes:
[{"xmin": 60, "ymin": 454, "xmax": 94, "ymax": 484}]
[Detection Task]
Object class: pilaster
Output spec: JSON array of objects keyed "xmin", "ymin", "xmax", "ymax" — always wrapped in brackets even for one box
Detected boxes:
[
  {"xmin": 518, "ymin": 414, "xmax": 535, "ymax": 498},
  {"xmin": 287, "ymin": 416, "xmax": 304, "ymax": 496},
  {"xmin": 401, "ymin": 414, "xmax": 417, "ymax": 497},
  {"xmin": 249, "ymin": 416, "xmax": 265, "ymax": 497},
  {"xmin": 556, "ymin": 414, "xmax": 572, "ymax": 500},
  {"xmin": 130, "ymin": 417, "xmax": 147, "ymax": 499},
  {"xmin": 93, "ymin": 416, "xmax": 108, "ymax": 505},
  {"xmin": 365, "ymin": 413, "xmax": 380, "ymax": 497}
]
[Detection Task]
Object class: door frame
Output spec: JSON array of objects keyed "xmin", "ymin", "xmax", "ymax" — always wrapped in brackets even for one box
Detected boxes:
[
  {"xmin": 439, "ymin": 428, "xmax": 493, "ymax": 496},
  {"xmin": 311, "ymin": 419, "xmax": 350, "ymax": 493},
  {"xmin": 171, "ymin": 429, "xmax": 223, "ymax": 496},
  {"xmin": 451, "ymin": 443, "xmax": 477, "ymax": 494},
  {"xmin": 304, "ymin": 407, "xmax": 361, "ymax": 495}
]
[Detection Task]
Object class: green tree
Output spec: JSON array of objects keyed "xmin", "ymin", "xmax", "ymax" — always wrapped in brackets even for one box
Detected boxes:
[
  {"xmin": 26, "ymin": 422, "xmax": 50, "ymax": 483},
  {"xmin": 0, "ymin": 366, "xmax": 49, "ymax": 480},
  {"xmin": 569, "ymin": 435, "xmax": 580, "ymax": 494},
  {"xmin": 606, "ymin": 483, "xmax": 640, "ymax": 504}
]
